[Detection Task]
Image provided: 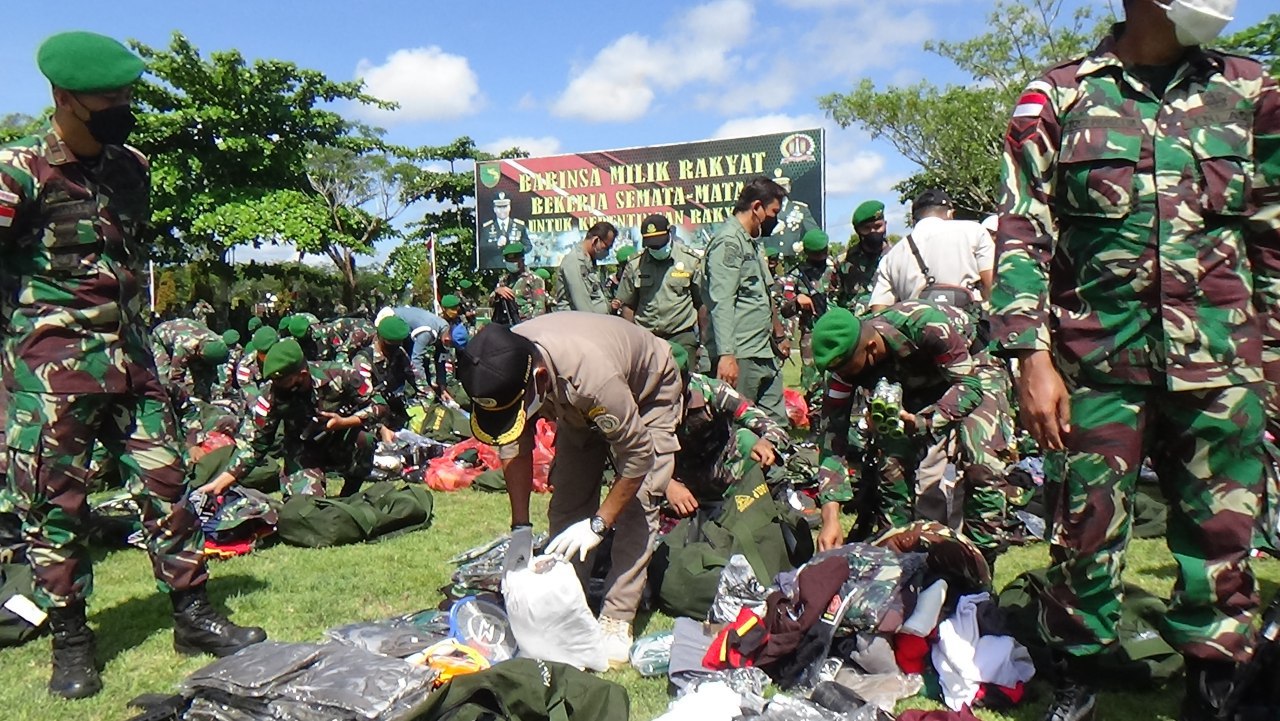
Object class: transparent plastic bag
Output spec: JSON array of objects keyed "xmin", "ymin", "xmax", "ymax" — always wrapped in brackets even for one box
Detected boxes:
[
  {"xmin": 630, "ymin": 630, "xmax": 674, "ymax": 677},
  {"xmin": 710, "ymin": 554, "xmax": 770, "ymax": 624},
  {"xmin": 448, "ymin": 532, "xmax": 548, "ymax": 594}
]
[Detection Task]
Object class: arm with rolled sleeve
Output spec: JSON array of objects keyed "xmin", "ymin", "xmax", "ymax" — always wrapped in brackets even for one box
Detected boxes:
[{"xmin": 911, "ymin": 312, "xmax": 985, "ymax": 435}]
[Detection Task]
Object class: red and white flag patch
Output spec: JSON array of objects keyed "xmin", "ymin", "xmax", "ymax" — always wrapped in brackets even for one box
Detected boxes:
[
  {"xmin": 1012, "ymin": 81, "xmax": 1052, "ymax": 119},
  {"xmin": 0, "ymin": 205, "xmax": 14, "ymax": 228},
  {"xmin": 253, "ymin": 396, "xmax": 271, "ymax": 417}
]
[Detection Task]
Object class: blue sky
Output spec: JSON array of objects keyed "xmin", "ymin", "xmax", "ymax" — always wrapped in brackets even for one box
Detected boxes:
[{"xmin": 2, "ymin": 0, "xmax": 1272, "ymax": 265}]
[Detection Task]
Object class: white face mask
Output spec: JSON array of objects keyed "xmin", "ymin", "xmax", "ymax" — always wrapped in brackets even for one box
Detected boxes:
[
  {"xmin": 525, "ymin": 374, "xmax": 546, "ymax": 416},
  {"xmin": 504, "ymin": 261, "xmax": 519, "ymax": 273},
  {"xmin": 1156, "ymin": 0, "xmax": 1235, "ymax": 47}
]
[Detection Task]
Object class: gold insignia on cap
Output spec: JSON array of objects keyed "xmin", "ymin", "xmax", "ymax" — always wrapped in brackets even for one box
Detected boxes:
[
  {"xmin": 474, "ymin": 397, "xmax": 499, "ymax": 409},
  {"xmin": 645, "ymin": 223, "xmax": 655, "ymax": 233}
]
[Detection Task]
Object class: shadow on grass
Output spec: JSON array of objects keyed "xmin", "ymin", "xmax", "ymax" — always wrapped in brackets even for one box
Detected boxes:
[{"xmin": 91, "ymin": 573, "xmax": 268, "ymax": 665}]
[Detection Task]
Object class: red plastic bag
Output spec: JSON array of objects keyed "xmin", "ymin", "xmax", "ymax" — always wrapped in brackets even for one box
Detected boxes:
[
  {"xmin": 531, "ymin": 419, "xmax": 556, "ymax": 493},
  {"xmin": 784, "ymin": 388, "xmax": 810, "ymax": 430},
  {"xmin": 424, "ymin": 439, "xmax": 501, "ymax": 492}
]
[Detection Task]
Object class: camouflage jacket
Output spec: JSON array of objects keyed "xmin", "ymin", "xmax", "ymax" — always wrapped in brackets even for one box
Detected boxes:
[
  {"xmin": 353, "ymin": 343, "xmax": 419, "ymax": 400},
  {"xmin": 492, "ymin": 269, "xmax": 547, "ymax": 323},
  {"xmin": 151, "ymin": 318, "xmax": 222, "ymax": 396},
  {"xmin": 992, "ymin": 27, "xmax": 1280, "ymax": 391},
  {"xmin": 778, "ymin": 260, "xmax": 840, "ymax": 332},
  {"xmin": 234, "ymin": 351, "xmax": 262, "ymax": 392},
  {"xmin": 837, "ymin": 242, "xmax": 888, "ymax": 315},
  {"xmin": 226, "ymin": 361, "xmax": 387, "ymax": 480},
  {"xmin": 314, "ymin": 317, "xmax": 376, "ymax": 362},
  {"xmin": 0, "ymin": 124, "xmax": 159, "ymax": 395},
  {"xmin": 677, "ymin": 372, "xmax": 790, "ymax": 497}
]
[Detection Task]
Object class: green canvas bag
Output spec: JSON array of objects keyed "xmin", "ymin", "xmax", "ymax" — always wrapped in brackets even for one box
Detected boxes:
[{"xmin": 412, "ymin": 658, "xmax": 629, "ymax": 721}]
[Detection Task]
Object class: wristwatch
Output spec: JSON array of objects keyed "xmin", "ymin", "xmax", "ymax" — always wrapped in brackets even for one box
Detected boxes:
[{"xmin": 589, "ymin": 515, "xmax": 608, "ymax": 536}]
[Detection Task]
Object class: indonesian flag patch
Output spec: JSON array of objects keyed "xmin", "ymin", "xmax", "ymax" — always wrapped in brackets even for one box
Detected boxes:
[
  {"xmin": 1013, "ymin": 81, "xmax": 1052, "ymax": 119},
  {"xmin": 0, "ymin": 205, "xmax": 14, "ymax": 228}
]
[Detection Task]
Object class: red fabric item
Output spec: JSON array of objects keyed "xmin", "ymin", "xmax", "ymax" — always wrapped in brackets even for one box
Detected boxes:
[
  {"xmin": 424, "ymin": 439, "xmax": 501, "ymax": 491},
  {"xmin": 896, "ymin": 709, "xmax": 981, "ymax": 721},
  {"xmin": 894, "ymin": 632, "xmax": 931, "ymax": 674},
  {"xmin": 702, "ymin": 608, "xmax": 768, "ymax": 670},
  {"xmin": 204, "ymin": 538, "xmax": 255, "ymax": 558},
  {"xmin": 974, "ymin": 681, "xmax": 1026, "ymax": 709},
  {"xmin": 784, "ymin": 389, "xmax": 810, "ymax": 429}
]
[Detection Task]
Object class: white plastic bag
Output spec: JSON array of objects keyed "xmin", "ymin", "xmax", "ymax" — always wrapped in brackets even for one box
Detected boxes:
[{"xmin": 503, "ymin": 555, "xmax": 609, "ymax": 672}]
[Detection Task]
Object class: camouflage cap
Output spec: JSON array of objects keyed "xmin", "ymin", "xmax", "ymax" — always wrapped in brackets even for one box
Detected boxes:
[
  {"xmin": 287, "ymin": 315, "xmax": 312, "ymax": 339},
  {"xmin": 250, "ymin": 327, "xmax": 279, "ymax": 354},
  {"xmin": 440, "ymin": 294, "xmax": 462, "ymax": 310},
  {"xmin": 201, "ymin": 339, "xmax": 229, "ymax": 364},
  {"xmin": 262, "ymin": 338, "xmax": 306, "ymax": 380},
  {"xmin": 37, "ymin": 31, "xmax": 145, "ymax": 93},
  {"xmin": 668, "ymin": 340, "xmax": 689, "ymax": 372},
  {"xmin": 247, "ymin": 317, "xmax": 263, "ymax": 333},
  {"xmin": 534, "ymin": 268, "xmax": 551, "ymax": 281},
  {"xmin": 377, "ymin": 316, "xmax": 410, "ymax": 343},
  {"xmin": 501, "ymin": 242, "xmax": 525, "ymax": 256},
  {"xmin": 222, "ymin": 329, "xmax": 241, "ymax": 347},
  {"xmin": 852, "ymin": 200, "xmax": 885, "ymax": 226},
  {"xmin": 801, "ymin": 229, "xmax": 830, "ymax": 252},
  {"xmin": 811, "ymin": 307, "xmax": 862, "ymax": 371}
]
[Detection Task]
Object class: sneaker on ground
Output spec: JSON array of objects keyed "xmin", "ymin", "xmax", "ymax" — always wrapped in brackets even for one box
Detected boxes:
[{"xmin": 598, "ymin": 615, "xmax": 633, "ymax": 670}]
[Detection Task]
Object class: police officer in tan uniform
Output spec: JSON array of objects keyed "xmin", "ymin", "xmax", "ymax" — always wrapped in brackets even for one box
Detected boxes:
[{"xmin": 457, "ymin": 313, "xmax": 682, "ymax": 669}]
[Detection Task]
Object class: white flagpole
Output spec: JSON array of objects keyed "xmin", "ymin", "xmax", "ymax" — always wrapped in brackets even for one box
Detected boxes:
[
  {"xmin": 149, "ymin": 260, "xmax": 156, "ymax": 314},
  {"xmin": 429, "ymin": 232, "xmax": 439, "ymax": 314}
]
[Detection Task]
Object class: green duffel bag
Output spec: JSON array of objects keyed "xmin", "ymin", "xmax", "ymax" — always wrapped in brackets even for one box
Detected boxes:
[
  {"xmin": 0, "ymin": 562, "xmax": 45, "ymax": 647},
  {"xmin": 411, "ymin": 658, "xmax": 629, "ymax": 721},
  {"xmin": 471, "ymin": 469, "xmax": 507, "ymax": 493},
  {"xmin": 358, "ymin": 481, "xmax": 434, "ymax": 537},
  {"xmin": 277, "ymin": 495, "xmax": 379, "ymax": 548}
]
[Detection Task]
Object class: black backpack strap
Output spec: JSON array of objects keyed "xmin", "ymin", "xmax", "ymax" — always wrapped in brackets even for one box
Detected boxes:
[{"xmin": 905, "ymin": 234, "xmax": 936, "ymax": 286}]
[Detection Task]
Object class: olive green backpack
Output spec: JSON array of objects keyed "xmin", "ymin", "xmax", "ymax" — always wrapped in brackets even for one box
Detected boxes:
[{"xmin": 277, "ymin": 481, "xmax": 434, "ymax": 548}]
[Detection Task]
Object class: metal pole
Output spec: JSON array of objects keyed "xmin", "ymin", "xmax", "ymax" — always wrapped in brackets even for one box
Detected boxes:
[{"xmin": 429, "ymin": 232, "xmax": 439, "ymax": 313}]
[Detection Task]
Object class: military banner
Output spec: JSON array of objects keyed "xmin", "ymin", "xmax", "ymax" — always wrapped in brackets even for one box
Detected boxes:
[{"xmin": 473, "ymin": 129, "xmax": 824, "ymax": 269}]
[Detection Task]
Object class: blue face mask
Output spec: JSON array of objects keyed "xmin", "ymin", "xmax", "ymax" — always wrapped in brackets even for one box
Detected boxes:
[
  {"xmin": 649, "ymin": 243, "xmax": 672, "ymax": 261},
  {"xmin": 504, "ymin": 261, "xmax": 519, "ymax": 273}
]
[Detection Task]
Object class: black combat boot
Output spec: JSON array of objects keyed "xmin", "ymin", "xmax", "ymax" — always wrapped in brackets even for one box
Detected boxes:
[
  {"xmin": 1180, "ymin": 657, "xmax": 1236, "ymax": 721},
  {"xmin": 1043, "ymin": 653, "xmax": 1098, "ymax": 721},
  {"xmin": 48, "ymin": 604, "xmax": 102, "ymax": 700},
  {"xmin": 171, "ymin": 586, "xmax": 267, "ymax": 657}
]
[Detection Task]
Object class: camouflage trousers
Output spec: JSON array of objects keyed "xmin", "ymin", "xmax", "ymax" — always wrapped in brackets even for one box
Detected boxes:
[
  {"xmin": 876, "ymin": 376, "xmax": 1013, "ymax": 552},
  {"xmin": 1041, "ymin": 382, "xmax": 1262, "ymax": 663},
  {"xmin": 5, "ymin": 389, "xmax": 207, "ymax": 608},
  {"xmin": 281, "ymin": 427, "xmax": 377, "ymax": 498}
]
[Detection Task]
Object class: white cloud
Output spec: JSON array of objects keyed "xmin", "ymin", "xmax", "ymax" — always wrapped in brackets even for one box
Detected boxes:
[
  {"xmin": 802, "ymin": 8, "xmax": 935, "ymax": 82},
  {"xmin": 481, "ymin": 135, "xmax": 563, "ymax": 158},
  {"xmin": 552, "ymin": 0, "xmax": 755, "ymax": 122},
  {"xmin": 354, "ymin": 47, "xmax": 483, "ymax": 123}
]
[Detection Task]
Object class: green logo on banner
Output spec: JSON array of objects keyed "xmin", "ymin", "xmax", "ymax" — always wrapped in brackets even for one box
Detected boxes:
[{"xmin": 479, "ymin": 163, "xmax": 501, "ymax": 189}]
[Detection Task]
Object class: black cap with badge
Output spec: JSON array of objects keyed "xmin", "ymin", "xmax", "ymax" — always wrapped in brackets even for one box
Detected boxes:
[
  {"xmin": 912, "ymin": 188, "xmax": 954, "ymax": 214},
  {"xmin": 639, "ymin": 214, "xmax": 672, "ymax": 249},
  {"xmin": 456, "ymin": 324, "xmax": 538, "ymax": 445}
]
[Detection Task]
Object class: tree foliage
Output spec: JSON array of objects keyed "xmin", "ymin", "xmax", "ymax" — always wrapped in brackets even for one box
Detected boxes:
[
  {"xmin": 1222, "ymin": 12, "xmax": 1280, "ymax": 76},
  {"xmin": 820, "ymin": 0, "xmax": 1114, "ymax": 215}
]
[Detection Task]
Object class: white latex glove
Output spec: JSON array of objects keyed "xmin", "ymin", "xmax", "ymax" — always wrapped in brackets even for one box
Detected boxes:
[
  {"xmin": 503, "ymin": 525, "xmax": 535, "ymax": 577},
  {"xmin": 544, "ymin": 519, "xmax": 603, "ymax": 562}
]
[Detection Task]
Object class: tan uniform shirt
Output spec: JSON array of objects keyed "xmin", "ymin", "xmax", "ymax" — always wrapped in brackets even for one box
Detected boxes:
[
  {"xmin": 615, "ymin": 243, "xmax": 702, "ymax": 337},
  {"xmin": 500, "ymin": 312, "xmax": 683, "ymax": 478}
]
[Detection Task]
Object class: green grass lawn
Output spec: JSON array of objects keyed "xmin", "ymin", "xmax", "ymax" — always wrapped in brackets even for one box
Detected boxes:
[{"xmin": 1, "ymin": 489, "xmax": 1276, "ymax": 721}]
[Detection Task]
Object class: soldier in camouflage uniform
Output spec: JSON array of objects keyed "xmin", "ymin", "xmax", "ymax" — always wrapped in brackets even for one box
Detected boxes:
[
  {"xmin": 992, "ymin": 6, "xmax": 1280, "ymax": 719},
  {"xmin": 837, "ymin": 200, "xmax": 891, "ymax": 316},
  {"xmin": 151, "ymin": 318, "xmax": 230, "ymax": 404},
  {"xmin": 616, "ymin": 215, "xmax": 703, "ymax": 363},
  {"xmin": 778, "ymin": 229, "xmax": 841, "ymax": 397},
  {"xmin": 287, "ymin": 314, "xmax": 322, "ymax": 361},
  {"xmin": 810, "ymin": 303, "xmax": 1014, "ymax": 562},
  {"xmin": 663, "ymin": 343, "xmax": 791, "ymax": 516},
  {"xmin": 313, "ymin": 316, "xmax": 376, "ymax": 363},
  {"xmin": 191, "ymin": 299, "xmax": 214, "ymax": 325},
  {"xmin": 205, "ymin": 338, "xmax": 388, "ymax": 499},
  {"xmin": 768, "ymin": 248, "xmax": 799, "ymax": 346},
  {"xmin": 456, "ymin": 279, "xmax": 479, "ymax": 326},
  {"xmin": 232, "ymin": 326, "xmax": 278, "ymax": 395},
  {"xmin": 355, "ymin": 315, "xmax": 420, "ymax": 434},
  {"xmin": 0, "ymin": 32, "xmax": 263, "ymax": 699},
  {"xmin": 490, "ymin": 242, "xmax": 547, "ymax": 325}
]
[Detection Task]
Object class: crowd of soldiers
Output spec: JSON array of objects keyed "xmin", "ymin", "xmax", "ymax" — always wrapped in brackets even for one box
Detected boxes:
[{"xmin": 3, "ymin": 3, "xmax": 1278, "ymax": 719}]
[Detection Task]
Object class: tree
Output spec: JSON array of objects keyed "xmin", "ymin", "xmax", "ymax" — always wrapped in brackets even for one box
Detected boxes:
[
  {"xmin": 820, "ymin": 0, "xmax": 1114, "ymax": 215},
  {"xmin": 0, "ymin": 113, "xmax": 41, "ymax": 145},
  {"xmin": 1222, "ymin": 13, "xmax": 1280, "ymax": 76}
]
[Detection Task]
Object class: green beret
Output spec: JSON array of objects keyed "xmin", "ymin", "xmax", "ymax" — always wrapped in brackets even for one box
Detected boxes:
[
  {"xmin": 287, "ymin": 315, "xmax": 311, "ymax": 339},
  {"xmin": 852, "ymin": 200, "xmax": 885, "ymax": 226},
  {"xmin": 615, "ymin": 246, "xmax": 636, "ymax": 263},
  {"xmin": 222, "ymin": 329, "xmax": 241, "ymax": 346},
  {"xmin": 811, "ymin": 307, "xmax": 863, "ymax": 371},
  {"xmin": 37, "ymin": 31, "xmax": 145, "ymax": 93},
  {"xmin": 668, "ymin": 340, "xmax": 689, "ymax": 373},
  {"xmin": 377, "ymin": 316, "xmax": 410, "ymax": 343},
  {"xmin": 459, "ymin": 279, "xmax": 474, "ymax": 290},
  {"xmin": 251, "ymin": 327, "xmax": 279, "ymax": 354},
  {"xmin": 247, "ymin": 317, "xmax": 263, "ymax": 332},
  {"xmin": 766, "ymin": 247, "xmax": 781, "ymax": 260},
  {"xmin": 801, "ymin": 229, "xmax": 830, "ymax": 252},
  {"xmin": 440, "ymin": 294, "xmax": 461, "ymax": 310},
  {"xmin": 201, "ymin": 339, "xmax": 229, "ymax": 364},
  {"xmin": 534, "ymin": 268, "xmax": 551, "ymax": 281},
  {"xmin": 501, "ymin": 242, "xmax": 525, "ymax": 256},
  {"xmin": 277, "ymin": 316, "xmax": 293, "ymax": 334},
  {"xmin": 262, "ymin": 338, "xmax": 306, "ymax": 380}
]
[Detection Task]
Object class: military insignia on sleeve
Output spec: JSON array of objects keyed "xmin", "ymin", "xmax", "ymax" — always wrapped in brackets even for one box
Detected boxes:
[
  {"xmin": 588, "ymin": 406, "xmax": 621, "ymax": 434},
  {"xmin": 1013, "ymin": 81, "xmax": 1051, "ymax": 118},
  {"xmin": 723, "ymin": 242, "xmax": 743, "ymax": 267},
  {"xmin": 0, "ymin": 189, "xmax": 18, "ymax": 205},
  {"xmin": 0, "ymin": 205, "xmax": 15, "ymax": 228}
]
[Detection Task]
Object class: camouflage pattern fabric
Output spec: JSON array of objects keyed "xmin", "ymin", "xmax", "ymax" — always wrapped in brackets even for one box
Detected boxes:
[
  {"xmin": 492, "ymin": 269, "xmax": 548, "ymax": 323},
  {"xmin": 152, "ymin": 318, "xmax": 227, "ymax": 403},
  {"xmin": 836, "ymin": 242, "xmax": 887, "ymax": 316},
  {"xmin": 817, "ymin": 301, "xmax": 1013, "ymax": 551},
  {"xmin": 354, "ymin": 343, "xmax": 420, "ymax": 431},
  {"xmin": 992, "ymin": 28, "xmax": 1280, "ymax": 663},
  {"xmin": 0, "ymin": 124, "xmax": 208, "ymax": 608},
  {"xmin": 314, "ymin": 317, "xmax": 376, "ymax": 362},
  {"xmin": 225, "ymin": 362, "xmax": 387, "ymax": 497},
  {"xmin": 191, "ymin": 299, "xmax": 214, "ymax": 325},
  {"xmin": 676, "ymin": 372, "xmax": 790, "ymax": 501},
  {"xmin": 778, "ymin": 259, "xmax": 840, "ymax": 395}
]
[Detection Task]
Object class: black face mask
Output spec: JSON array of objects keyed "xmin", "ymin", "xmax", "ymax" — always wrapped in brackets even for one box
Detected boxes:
[
  {"xmin": 760, "ymin": 215, "xmax": 779, "ymax": 237},
  {"xmin": 82, "ymin": 104, "xmax": 137, "ymax": 146},
  {"xmin": 805, "ymin": 255, "xmax": 827, "ymax": 269},
  {"xmin": 861, "ymin": 231, "xmax": 886, "ymax": 251}
]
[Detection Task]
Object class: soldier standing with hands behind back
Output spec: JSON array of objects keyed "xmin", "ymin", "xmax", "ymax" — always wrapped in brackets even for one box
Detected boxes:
[
  {"xmin": 0, "ymin": 32, "xmax": 265, "ymax": 700},
  {"xmin": 992, "ymin": 1, "xmax": 1280, "ymax": 719}
]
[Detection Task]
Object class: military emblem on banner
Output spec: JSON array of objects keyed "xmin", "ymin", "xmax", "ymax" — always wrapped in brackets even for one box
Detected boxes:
[
  {"xmin": 479, "ymin": 163, "xmax": 502, "ymax": 189},
  {"xmin": 779, "ymin": 132, "xmax": 817, "ymax": 164}
]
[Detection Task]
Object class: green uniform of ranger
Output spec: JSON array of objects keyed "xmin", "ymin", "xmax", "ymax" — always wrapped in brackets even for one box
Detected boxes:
[
  {"xmin": 616, "ymin": 216, "xmax": 703, "ymax": 362},
  {"xmin": 151, "ymin": 318, "xmax": 230, "ymax": 405},
  {"xmin": 491, "ymin": 242, "xmax": 548, "ymax": 324},
  {"xmin": 813, "ymin": 303, "xmax": 1014, "ymax": 554},
  {"xmin": 553, "ymin": 245, "xmax": 611, "ymax": 313},
  {"xmin": 224, "ymin": 340, "xmax": 388, "ymax": 498},
  {"xmin": 837, "ymin": 200, "xmax": 890, "ymax": 315},
  {"xmin": 313, "ymin": 316, "xmax": 376, "ymax": 362},
  {"xmin": 992, "ymin": 23, "xmax": 1280, "ymax": 672},
  {"xmin": 701, "ymin": 216, "xmax": 786, "ymax": 423},
  {"xmin": 778, "ymin": 229, "xmax": 841, "ymax": 396},
  {"xmin": 0, "ymin": 31, "xmax": 263, "ymax": 699}
]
